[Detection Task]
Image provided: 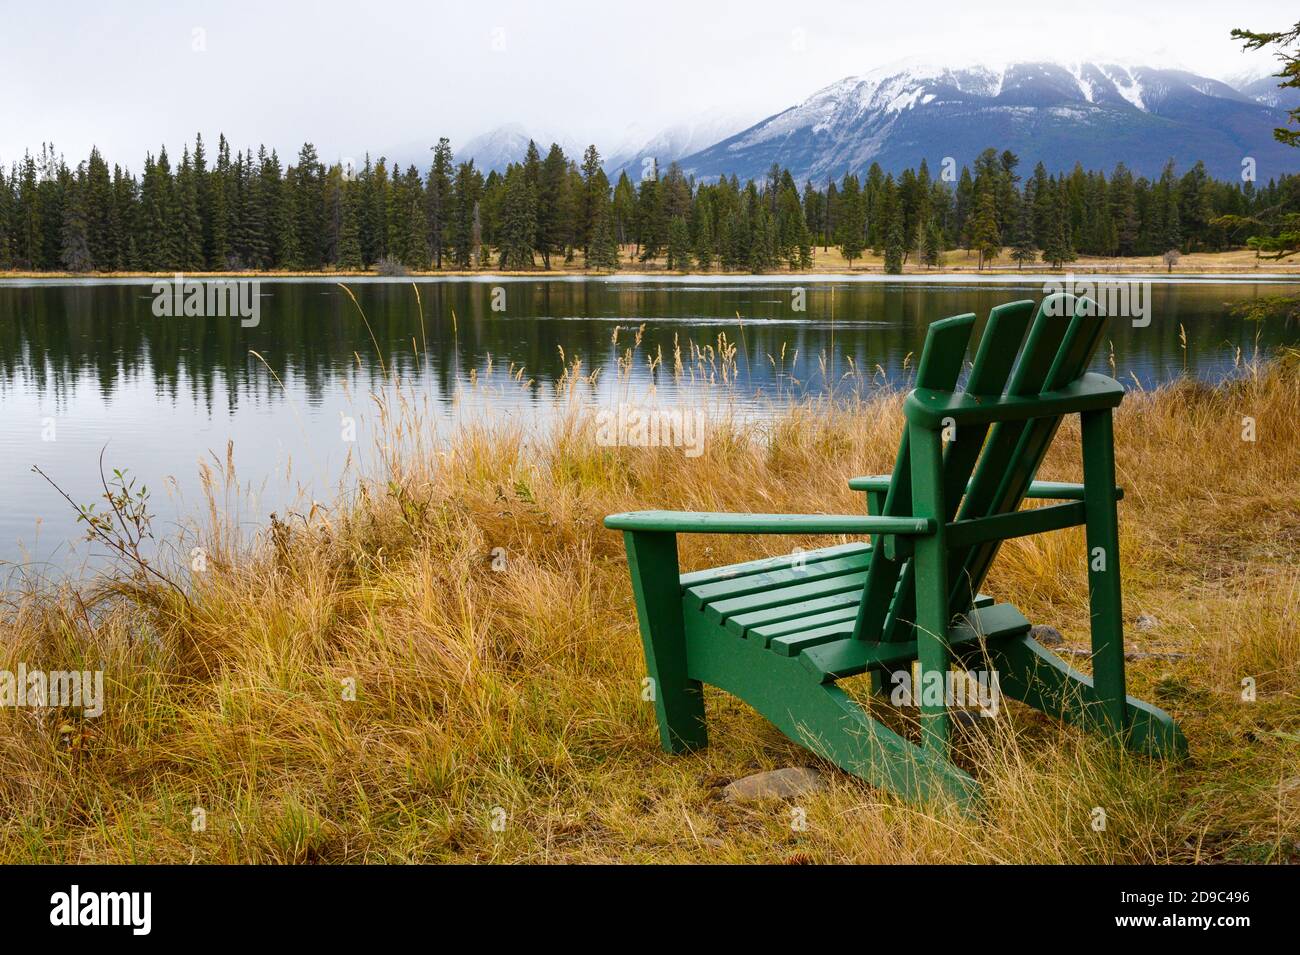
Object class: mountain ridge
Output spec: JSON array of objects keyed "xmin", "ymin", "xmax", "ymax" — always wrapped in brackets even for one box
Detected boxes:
[
  {"xmin": 386, "ymin": 59, "xmax": 1299, "ymax": 183},
  {"xmin": 675, "ymin": 59, "xmax": 1297, "ymax": 182}
]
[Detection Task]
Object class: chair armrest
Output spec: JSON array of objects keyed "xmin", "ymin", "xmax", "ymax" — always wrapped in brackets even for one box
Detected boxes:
[
  {"xmin": 847, "ymin": 476, "xmax": 1123, "ymax": 501},
  {"xmin": 847, "ymin": 475, "xmax": 896, "ymax": 494},
  {"xmin": 604, "ymin": 511, "xmax": 934, "ymax": 535},
  {"xmin": 1016, "ymin": 481, "xmax": 1124, "ymax": 501}
]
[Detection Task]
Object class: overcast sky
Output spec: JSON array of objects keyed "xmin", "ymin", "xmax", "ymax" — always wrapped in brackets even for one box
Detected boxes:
[{"xmin": 0, "ymin": 0, "xmax": 1293, "ymax": 170}]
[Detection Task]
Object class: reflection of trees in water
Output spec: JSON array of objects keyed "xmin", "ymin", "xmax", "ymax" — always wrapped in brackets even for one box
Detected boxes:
[{"xmin": 0, "ymin": 282, "xmax": 1292, "ymax": 410}]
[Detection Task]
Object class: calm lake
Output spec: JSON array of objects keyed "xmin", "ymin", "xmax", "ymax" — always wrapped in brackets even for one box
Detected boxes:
[{"xmin": 3, "ymin": 274, "xmax": 1298, "ymax": 575}]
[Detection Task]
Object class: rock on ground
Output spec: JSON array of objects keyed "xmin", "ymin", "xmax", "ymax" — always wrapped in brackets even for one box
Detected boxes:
[
  {"xmin": 722, "ymin": 767, "xmax": 827, "ymax": 803},
  {"xmin": 1031, "ymin": 624, "xmax": 1065, "ymax": 646}
]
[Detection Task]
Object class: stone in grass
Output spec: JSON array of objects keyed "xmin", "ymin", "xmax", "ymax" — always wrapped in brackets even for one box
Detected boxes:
[
  {"xmin": 722, "ymin": 767, "xmax": 827, "ymax": 803},
  {"xmin": 1031, "ymin": 624, "xmax": 1065, "ymax": 646}
]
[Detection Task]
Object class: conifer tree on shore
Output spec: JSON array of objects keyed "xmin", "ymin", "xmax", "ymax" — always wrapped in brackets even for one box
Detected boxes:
[{"xmin": 0, "ymin": 132, "xmax": 1291, "ymax": 274}]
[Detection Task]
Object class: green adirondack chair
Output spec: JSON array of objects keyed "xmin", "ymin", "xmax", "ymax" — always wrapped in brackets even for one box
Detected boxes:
[{"xmin": 605, "ymin": 293, "xmax": 1187, "ymax": 810}]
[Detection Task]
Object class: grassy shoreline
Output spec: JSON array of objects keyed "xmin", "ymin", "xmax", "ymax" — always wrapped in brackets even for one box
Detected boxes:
[
  {"xmin": 3, "ymin": 248, "xmax": 1300, "ymax": 280},
  {"xmin": 0, "ymin": 354, "xmax": 1297, "ymax": 862}
]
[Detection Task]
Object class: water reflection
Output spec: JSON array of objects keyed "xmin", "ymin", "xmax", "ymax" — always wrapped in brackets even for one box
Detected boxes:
[{"xmin": 1, "ymin": 276, "xmax": 1297, "ymax": 572}]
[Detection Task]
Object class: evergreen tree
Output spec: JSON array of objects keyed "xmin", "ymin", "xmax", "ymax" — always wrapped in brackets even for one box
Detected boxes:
[
  {"xmin": 385, "ymin": 163, "xmax": 410, "ymax": 264},
  {"xmin": 112, "ymin": 164, "xmax": 138, "ymax": 270},
  {"xmin": 276, "ymin": 162, "xmax": 301, "ymax": 269},
  {"xmin": 322, "ymin": 162, "xmax": 344, "ymax": 266},
  {"xmin": 497, "ymin": 164, "xmax": 536, "ymax": 270},
  {"xmin": 366, "ymin": 158, "xmax": 389, "ymax": 265},
  {"xmin": 471, "ymin": 200, "xmax": 486, "ymax": 268},
  {"xmin": 882, "ymin": 179, "xmax": 905, "ymax": 274},
  {"xmin": 1041, "ymin": 180, "xmax": 1077, "ymax": 268},
  {"xmin": 535, "ymin": 143, "xmax": 568, "ymax": 268},
  {"xmin": 139, "ymin": 149, "xmax": 177, "ymax": 270},
  {"xmin": 244, "ymin": 149, "xmax": 271, "ymax": 268},
  {"xmin": 970, "ymin": 190, "xmax": 1001, "ymax": 268},
  {"xmin": 587, "ymin": 209, "xmax": 620, "ymax": 271},
  {"xmin": 84, "ymin": 148, "xmax": 113, "ymax": 268},
  {"xmin": 59, "ymin": 170, "xmax": 92, "ymax": 272},
  {"xmin": 898, "ymin": 167, "xmax": 921, "ymax": 258},
  {"xmin": 1110, "ymin": 163, "xmax": 1140, "ymax": 256},
  {"xmin": 480, "ymin": 169, "xmax": 503, "ymax": 248},
  {"xmin": 823, "ymin": 178, "xmax": 837, "ymax": 251},
  {"xmin": 802, "ymin": 180, "xmax": 824, "ymax": 249},
  {"xmin": 749, "ymin": 199, "xmax": 777, "ymax": 274},
  {"xmin": 836, "ymin": 173, "xmax": 865, "ymax": 266},
  {"xmin": 715, "ymin": 210, "xmax": 734, "ymax": 271},
  {"xmin": 193, "ymin": 133, "xmax": 212, "ymax": 266},
  {"xmin": 1215, "ymin": 22, "xmax": 1300, "ymax": 257},
  {"xmin": 666, "ymin": 214, "xmax": 691, "ymax": 270},
  {"xmin": 449, "ymin": 159, "xmax": 484, "ymax": 268},
  {"xmin": 997, "ymin": 150, "xmax": 1020, "ymax": 235},
  {"xmin": 579, "ymin": 145, "xmax": 608, "ymax": 255},
  {"xmin": 922, "ymin": 219, "xmax": 943, "ymax": 268},
  {"xmin": 954, "ymin": 166, "xmax": 975, "ymax": 248},
  {"xmin": 293, "ymin": 143, "xmax": 326, "ymax": 268},
  {"xmin": 15, "ymin": 153, "xmax": 42, "ymax": 269},
  {"xmin": 694, "ymin": 206, "xmax": 714, "ymax": 270},
  {"xmin": 611, "ymin": 172, "xmax": 636, "ymax": 247},
  {"xmin": 337, "ymin": 180, "xmax": 363, "ymax": 270},
  {"xmin": 1, "ymin": 132, "xmax": 1294, "ymax": 276},
  {"xmin": 794, "ymin": 215, "xmax": 812, "ymax": 270},
  {"xmin": 0, "ymin": 164, "xmax": 15, "ymax": 268},
  {"xmin": 176, "ymin": 147, "xmax": 204, "ymax": 270},
  {"xmin": 864, "ymin": 163, "xmax": 885, "ymax": 249},
  {"xmin": 1160, "ymin": 162, "xmax": 1182, "ymax": 252},
  {"xmin": 36, "ymin": 147, "xmax": 67, "ymax": 270},
  {"xmin": 1010, "ymin": 193, "xmax": 1037, "ymax": 268},
  {"xmin": 405, "ymin": 166, "xmax": 431, "ymax": 268},
  {"xmin": 775, "ymin": 180, "xmax": 811, "ymax": 269},
  {"xmin": 209, "ymin": 134, "xmax": 232, "ymax": 268},
  {"xmin": 1030, "ymin": 162, "xmax": 1052, "ymax": 246},
  {"xmin": 883, "ymin": 220, "xmax": 904, "ymax": 273},
  {"xmin": 635, "ymin": 167, "xmax": 664, "ymax": 261},
  {"xmin": 425, "ymin": 137, "xmax": 454, "ymax": 268}
]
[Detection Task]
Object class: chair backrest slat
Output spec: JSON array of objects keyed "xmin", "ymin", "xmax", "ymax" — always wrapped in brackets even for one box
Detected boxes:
[
  {"xmin": 877, "ymin": 300, "xmax": 1036, "ymax": 642},
  {"xmin": 853, "ymin": 293, "xmax": 1111, "ymax": 645},
  {"xmin": 949, "ymin": 298, "xmax": 1108, "ymax": 613},
  {"xmin": 853, "ymin": 313, "xmax": 974, "ymax": 642}
]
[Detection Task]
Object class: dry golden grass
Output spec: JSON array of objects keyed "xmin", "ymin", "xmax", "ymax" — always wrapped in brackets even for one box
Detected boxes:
[{"xmin": 0, "ymin": 344, "xmax": 1297, "ymax": 863}]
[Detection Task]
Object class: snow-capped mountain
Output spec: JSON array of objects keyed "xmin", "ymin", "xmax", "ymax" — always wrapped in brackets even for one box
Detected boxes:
[
  {"xmin": 1236, "ymin": 72, "xmax": 1300, "ymax": 112},
  {"xmin": 387, "ymin": 111, "xmax": 759, "ymax": 180},
  {"xmin": 458, "ymin": 124, "xmax": 585, "ymax": 173},
  {"xmin": 604, "ymin": 108, "xmax": 763, "ymax": 180},
  {"xmin": 458, "ymin": 124, "xmax": 537, "ymax": 173},
  {"xmin": 382, "ymin": 123, "xmax": 583, "ymax": 175},
  {"xmin": 676, "ymin": 59, "xmax": 1299, "ymax": 182}
]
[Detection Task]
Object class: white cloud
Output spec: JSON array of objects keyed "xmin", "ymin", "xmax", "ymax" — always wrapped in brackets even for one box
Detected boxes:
[{"xmin": 0, "ymin": 0, "xmax": 1292, "ymax": 169}]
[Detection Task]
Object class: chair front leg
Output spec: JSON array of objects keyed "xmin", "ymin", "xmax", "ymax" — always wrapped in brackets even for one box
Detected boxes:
[
  {"xmin": 622, "ymin": 530, "xmax": 708, "ymax": 752},
  {"xmin": 1081, "ymin": 409, "xmax": 1128, "ymax": 736},
  {"xmin": 908, "ymin": 423, "xmax": 951, "ymax": 755}
]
